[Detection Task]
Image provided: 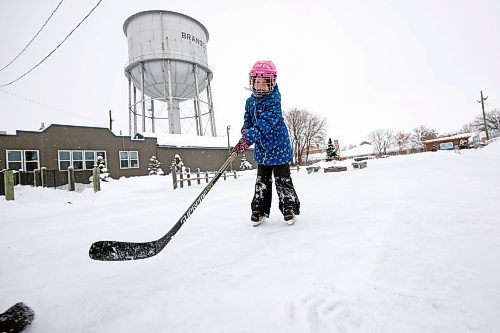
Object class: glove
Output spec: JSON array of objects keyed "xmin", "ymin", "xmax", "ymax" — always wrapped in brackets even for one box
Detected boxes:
[{"xmin": 232, "ymin": 136, "xmax": 251, "ymax": 154}]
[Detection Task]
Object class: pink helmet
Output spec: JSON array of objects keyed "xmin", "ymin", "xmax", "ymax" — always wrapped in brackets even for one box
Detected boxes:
[
  {"xmin": 249, "ymin": 60, "xmax": 277, "ymax": 78},
  {"xmin": 249, "ymin": 60, "xmax": 277, "ymax": 97}
]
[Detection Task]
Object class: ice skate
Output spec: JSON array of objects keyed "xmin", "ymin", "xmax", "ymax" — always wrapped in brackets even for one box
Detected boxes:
[
  {"xmin": 251, "ymin": 211, "xmax": 267, "ymax": 227},
  {"xmin": 283, "ymin": 209, "xmax": 296, "ymax": 226}
]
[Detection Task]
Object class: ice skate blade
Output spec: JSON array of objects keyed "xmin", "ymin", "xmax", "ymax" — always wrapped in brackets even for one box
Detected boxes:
[
  {"xmin": 285, "ymin": 216, "xmax": 296, "ymax": 226},
  {"xmin": 252, "ymin": 217, "xmax": 266, "ymax": 227}
]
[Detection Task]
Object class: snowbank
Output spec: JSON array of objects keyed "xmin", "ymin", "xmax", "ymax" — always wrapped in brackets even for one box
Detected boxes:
[{"xmin": 1, "ymin": 142, "xmax": 500, "ymax": 332}]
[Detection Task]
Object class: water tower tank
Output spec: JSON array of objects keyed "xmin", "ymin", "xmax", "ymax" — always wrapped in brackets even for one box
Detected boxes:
[{"xmin": 123, "ymin": 10, "xmax": 216, "ymax": 136}]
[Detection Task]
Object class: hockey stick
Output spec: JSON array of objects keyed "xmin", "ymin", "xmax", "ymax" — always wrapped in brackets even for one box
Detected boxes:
[{"xmin": 89, "ymin": 151, "xmax": 238, "ymax": 261}]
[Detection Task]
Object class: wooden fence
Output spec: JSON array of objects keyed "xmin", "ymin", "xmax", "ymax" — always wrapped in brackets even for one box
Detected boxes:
[
  {"xmin": 171, "ymin": 166, "xmax": 238, "ymax": 189},
  {"xmin": 2, "ymin": 167, "xmax": 101, "ymax": 200}
]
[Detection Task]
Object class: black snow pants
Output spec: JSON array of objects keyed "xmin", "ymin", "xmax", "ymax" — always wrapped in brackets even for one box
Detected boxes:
[{"xmin": 251, "ymin": 164, "xmax": 300, "ymax": 217}]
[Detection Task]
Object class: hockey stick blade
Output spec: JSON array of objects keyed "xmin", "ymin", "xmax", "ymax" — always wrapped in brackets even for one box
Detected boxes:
[
  {"xmin": 89, "ymin": 152, "xmax": 238, "ymax": 261},
  {"xmin": 89, "ymin": 240, "xmax": 160, "ymax": 261}
]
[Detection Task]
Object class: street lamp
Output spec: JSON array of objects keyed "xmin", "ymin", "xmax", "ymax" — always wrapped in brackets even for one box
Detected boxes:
[{"xmin": 227, "ymin": 125, "xmax": 233, "ymax": 171}]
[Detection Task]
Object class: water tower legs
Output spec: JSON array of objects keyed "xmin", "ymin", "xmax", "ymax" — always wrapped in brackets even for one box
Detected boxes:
[
  {"xmin": 193, "ymin": 64, "xmax": 202, "ymax": 136},
  {"xmin": 168, "ymin": 99, "xmax": 181, "ymax": 134},
  {"xmin": 207, "ymin": 80, "xmax": 217, "ymax": 137},
  {"xmin": 128, "ymin": 76, "xmax": 132, "ymax": 136},
  {"xmin": 165, "ymin": 60, "xmax": 181, "ymax": 134},
  {"xmin": 150, "ymin": 99, "xmax": 155, "ymax": 133},
  {"xmin": 126, "ymin": 59, "xmax": 216, "ymax": 136},
  {"xmin": 133, "ymin": 86, "xmax": 138, "ymax": 135},
  {"xmin": 140, "ymin": 63, "xmax": 146, "ymax": 132}
]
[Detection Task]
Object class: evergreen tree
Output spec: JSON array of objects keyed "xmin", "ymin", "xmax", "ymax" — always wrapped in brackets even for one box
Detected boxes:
[
  {"xmin": 172, "ymin": 154, "xmax": 185, "ymax": 173},
  {"xmin": 96, "ymin": 156, "xmax": 110, "ymax": 181},
  {"xmin": 148, "ymin": 155, "xmax": 164, "ymax": 175},
  {"xmin": 239, "ymin": 154, "xmax": 253, "ymax": 170},
  {"xmin": 326, "ymin": 138, "xmax": 337, "ymax": 160}
]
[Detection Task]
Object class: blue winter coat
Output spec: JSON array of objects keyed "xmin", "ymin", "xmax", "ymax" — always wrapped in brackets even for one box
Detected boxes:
[{"xmin": 241, "ymin": 85, "xmax": 293, "ymax": 166}]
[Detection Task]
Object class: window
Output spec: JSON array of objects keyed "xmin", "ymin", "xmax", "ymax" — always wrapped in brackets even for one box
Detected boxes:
[
  {"xmin": 72, "ymin": 151, "xmax": 84, "ymax": 170},
  {"xmin": 58, "ymin": 150, "xmax": 106, "ymax": 171},
  {"xmin": 120, "ymin": 151, "xmax": 129, "ymax": 168},
  {"xmin": 130, "ymin": 151, "xmax": 139, "ymax": 168},
  {"xmin": 6, "ymin": 150, "xmax": 40, "ymax": 171},
  {"xmin": 24, "ymin": 151, "xmax": 39, "ymax": 171},
  {"xmin": 119, "ymin": 151, "xmax": 139, "ymax": 169},
  {"xmin": 59, "ymin": 151, "xmax": 71, "ymax": 170},
  {"xmin": 85, "ymin": 151, "xmax": 95, "ymax": 169},
  {"xmin": 6, "ymin": 150, "xmax": 22, "ymax": 171}
]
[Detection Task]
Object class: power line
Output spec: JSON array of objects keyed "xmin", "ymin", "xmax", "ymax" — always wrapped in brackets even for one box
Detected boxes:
[
  {"xmin": 0, "ymin": 0, "xmax": 65, "ymax": 72},
  {"xmin": 0, "ymin": 89, "xmax": 107, "ymax": 124},
  {"xmin": 0, "ymin": 0, "xmax": 103, "ymax": 88}
]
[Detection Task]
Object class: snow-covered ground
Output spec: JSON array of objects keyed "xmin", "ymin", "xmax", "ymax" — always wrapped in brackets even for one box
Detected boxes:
[{"xmin": 1, "ymin": 142, "xmax": 500, "ymax": 333}]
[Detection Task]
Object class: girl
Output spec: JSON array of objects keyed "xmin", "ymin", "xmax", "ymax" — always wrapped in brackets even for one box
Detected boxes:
[{"xmin": 233, "ymin": 60, "xmax": 301, "ymax": 226}]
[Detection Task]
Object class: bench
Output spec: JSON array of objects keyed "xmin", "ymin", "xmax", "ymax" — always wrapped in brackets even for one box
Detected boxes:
[
  {"xmin": 306, "ymin": 166, "xmax": 321, "ymax": 174},
  {"xmin": 323, "ymin": 166, "xmax": 347, "ymax": 173},
  {"xmin": 352, "ymin": 161, "xmax": 368, "ymax": 169}
]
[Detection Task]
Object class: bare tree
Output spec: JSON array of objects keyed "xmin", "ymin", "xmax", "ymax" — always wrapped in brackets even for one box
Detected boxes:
[
  {"xmin": 411, "ymin": 125, "xmax": 438, "ymax": 150},
  {"xmin": 472, "ymin": 109, "xmax": 500, "ymax": 132},
  {"xmin": 395, "ymin": 131, "xmax": 412, "ymax": 153},
  {"xmin": 284, "ymin": 109, "xmax": 327, "ymax": 165},
  {"xmin": 368, "ymin": 129, "xmax": 395, "ymax": 155},
  {"xmin": 284, "ymin": 108, "xmax": 307, "ymax": 164},
  {"xmin": 459, "ymin": 122, "xmax": 479, "ymax": 134},
  {"xmin": 302, "ymin": 113, "xmax": 327, "ymax": 164}
]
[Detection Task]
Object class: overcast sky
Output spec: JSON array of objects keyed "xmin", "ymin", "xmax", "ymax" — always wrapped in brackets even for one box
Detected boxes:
[{"xmin": 1, "ymin": 0, "xmax": 499, "ymax": 146}]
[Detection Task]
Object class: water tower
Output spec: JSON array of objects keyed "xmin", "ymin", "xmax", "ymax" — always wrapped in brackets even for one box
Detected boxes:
[{"xmin": 123, "ymin": 10, "xmax": 217, "ymax": 136}]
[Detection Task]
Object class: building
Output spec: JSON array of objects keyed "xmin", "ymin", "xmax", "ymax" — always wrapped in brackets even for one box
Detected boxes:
[
  {"xmin": 340, "ymin": 142, "xmax": 376, "ymax": 160},
  {"xmin": 422, "ymin": 133, "xmax": 472, "ymax": 151},
  {"xmin": 0, "ymin": 124, "xmax": 253, "ymax": 181}
]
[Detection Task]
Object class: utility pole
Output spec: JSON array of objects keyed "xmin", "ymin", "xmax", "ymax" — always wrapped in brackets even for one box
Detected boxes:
[
  {"xmin": 109, "ymin": 109, "xmax": 114, "ymax": 131},
  {"xmin": 226, "ymin": 125, "xmax": 232, "ymax": 171},
  {"xmin": 150, "ymin": 99, "xmax": 155, "ymax": 133},
  {"xmin": 477, "ymin": 91, "xmax": 490, "ymax": 141}
]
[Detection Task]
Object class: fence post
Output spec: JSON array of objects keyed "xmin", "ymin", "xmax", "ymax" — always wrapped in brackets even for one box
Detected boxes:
[
  {"xmin": 68, "ymin": 166, "xmax": 75, "ymax": 192},
  {"xmin": 171, "ymin": 164, "xmax": 177, "ymax": 189},
  {"xmin": 179, "ymin": 171, "xmax": 184, "ymax": 188},
  {"xmin": 34, "ymin": 169, "xmax": 39, "ymax": 187},
  {"xmin": 233, "ymin": 170, "xmax": 237, "ymax": 179},
  {"xmin": 196, "ymin": 168, "xmax": 201, "ymax": 185},
  {"xmin": 187, "ymin": 167, "xmax": 191, "ymax": 187},
  {"xmin": 93, "ymin": 166, "xmax": 101, "ymax": 192},
  {"xmin": 205, "ymin": 171, "xmax": 209, "ymax": 183},
  {"xmin": 4, "ymin": 170, "xmax": 14, "ymax": 201},
  {"xmin": 223, "ymin": 171, "xmax": 227, "ymax": 181},
  {"xmin": 41, "ymin": 167, "xmax": 47, "ymax": 187}
]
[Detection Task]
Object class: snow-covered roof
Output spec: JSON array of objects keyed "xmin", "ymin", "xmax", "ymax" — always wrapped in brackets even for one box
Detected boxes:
[
  {"xmin": 340, "ymin": 143, "xmax": 376, "ymax": 158},
  {"xmin": 423, "ymin": 133, "xmax": 472, "ymax": 143},
  {"xmin": 137, "ymin": 132, "xmax": 229, "ymax": 148},
  {"xmin": 307, "ymin": 152, "xmax": 326, "ymax": 160}
]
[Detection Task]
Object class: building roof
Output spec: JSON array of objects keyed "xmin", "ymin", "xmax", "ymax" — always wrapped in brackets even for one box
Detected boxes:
[
  {"xmin": 0, "ymin": 123, "xmax": 116, "ymax": 137},
  {"xmin": 341, "ymin": 143, "xmax": 376, "ymax": 158},
  {"xmin": 138, "ymin": 132, "xmax": 229, "ymax": 148},
  {"xmin": 423, "ymin": 133, "xmax": 472, "ymax": 143}
]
